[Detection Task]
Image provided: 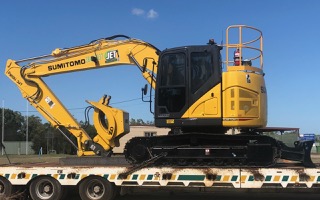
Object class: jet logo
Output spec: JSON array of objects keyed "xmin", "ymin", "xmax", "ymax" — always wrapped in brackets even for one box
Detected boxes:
[{"xmin": 105, "ymin": 50, "xmax": 119, "ymax": 63}]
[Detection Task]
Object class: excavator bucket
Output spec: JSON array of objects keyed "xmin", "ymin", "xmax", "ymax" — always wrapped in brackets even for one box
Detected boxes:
[{"xmin": 86, "ymin": 95, "xmax": 130, "ymax": 151}]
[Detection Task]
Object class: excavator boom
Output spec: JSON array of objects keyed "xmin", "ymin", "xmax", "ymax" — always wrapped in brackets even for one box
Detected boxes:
[{"xmin": 5, "ymin": 36, "xmax": 160, "ymax": 156}]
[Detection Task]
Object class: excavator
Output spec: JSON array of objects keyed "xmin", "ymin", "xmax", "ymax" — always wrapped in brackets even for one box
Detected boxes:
[{"xmin": 4, "ymin": 25, "xmax": 315, "ymax": 167}]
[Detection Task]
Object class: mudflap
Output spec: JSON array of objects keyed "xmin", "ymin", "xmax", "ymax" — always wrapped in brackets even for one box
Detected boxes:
[{"xmin": 278, "ymin": 140, "xmax": 315, "ymax": 168}]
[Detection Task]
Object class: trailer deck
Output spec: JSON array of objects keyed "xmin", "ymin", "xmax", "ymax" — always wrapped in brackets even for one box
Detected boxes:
[{"xmin": 1, "ymin": 157, "xmax": 320, "ymax": 189}]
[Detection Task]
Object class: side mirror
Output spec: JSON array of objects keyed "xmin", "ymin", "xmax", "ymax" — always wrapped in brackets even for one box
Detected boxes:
[
  {"xmin": 142, "ymin": 59, "xmax": 148, "ymax": 72},
  {"xmin": 141, "ymin": 84, "xmax": 154, "ymax": 114},
  {"xmin": 142, "ymin": 84, "xmax": 148, "ymax": 95}
]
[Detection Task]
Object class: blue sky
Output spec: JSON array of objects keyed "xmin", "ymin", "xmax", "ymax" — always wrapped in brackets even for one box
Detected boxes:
[{"xmin": 1, "ymin": 0, "xmax": 320, "ymax": 134}]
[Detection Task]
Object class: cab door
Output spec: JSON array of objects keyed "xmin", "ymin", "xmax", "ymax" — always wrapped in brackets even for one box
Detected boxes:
[
  {"xmin": 155, "ymin": 50, "xmax": 188, "ymax": 120},
  {"xmin": 155, "ymin": 45, "xmax": 223, "ymax": 128},
  {"xmin": 186, "ymin": 45, "xmax": 222, "ymax": 126}
]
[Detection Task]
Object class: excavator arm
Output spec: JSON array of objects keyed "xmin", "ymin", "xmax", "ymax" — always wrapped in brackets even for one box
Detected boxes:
[{"xmin": 5, "ymin": 35, "xmax": 160, "ymax": 156}]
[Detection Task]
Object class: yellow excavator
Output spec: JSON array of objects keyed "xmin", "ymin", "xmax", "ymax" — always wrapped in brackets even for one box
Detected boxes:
[{"xmin": 4, "ymin": 25, "xmax": 314, "ymax": 167}]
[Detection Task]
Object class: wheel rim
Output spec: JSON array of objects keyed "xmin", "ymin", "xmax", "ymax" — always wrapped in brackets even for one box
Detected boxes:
[
  {"xmin": 0, "ymin": 177, "xmax": 11, "ymax": 196},
  {"xmin": 0, "ymin": 181, "xmax": 4, "ymax": 194},
  {"xmin": 85, "ymin": 179, "xmax": 105, "ymax": 199},
  {"xmin": 35, "ymin": 179, "xmax": 54, "ymax": 199}
]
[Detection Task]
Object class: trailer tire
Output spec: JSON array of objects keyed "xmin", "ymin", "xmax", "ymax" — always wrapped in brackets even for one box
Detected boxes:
[
  {"xmin": 0, "ymin": 176, "xmax": 12, "ymax": 198},
  {"xmin": 112, "ymin": 185, "xmax": 120, "ymax": 199},
  {"xmin": 29, "ymin": 176, "xmax": 63, "ymax": 200},
  {"xmin": 79, "ymin": 176, "xmax": 115, "ymax": 200}
]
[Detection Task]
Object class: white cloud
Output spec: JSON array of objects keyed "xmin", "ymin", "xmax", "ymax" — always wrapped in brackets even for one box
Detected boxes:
[
  {"xmin": 132, "ymin": 8, "xmax": 145, "ymax": 16},
  {"xmin": 132, "ymin": 8, "xmax": 159, "ymax": 19},
  {"xmin": 147, "ymin": 9, "xmax": 159, "ymax": 19}
]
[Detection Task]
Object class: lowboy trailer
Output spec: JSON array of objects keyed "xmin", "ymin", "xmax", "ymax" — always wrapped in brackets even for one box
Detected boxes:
[{"xmin": 1, "ymin": 158, "xmax": 320, "ymax": 200}]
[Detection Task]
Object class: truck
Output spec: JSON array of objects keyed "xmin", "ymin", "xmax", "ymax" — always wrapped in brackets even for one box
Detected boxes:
[{"xmin": 1, "ymin": 25, "xmax": 318, "ymax": 200}]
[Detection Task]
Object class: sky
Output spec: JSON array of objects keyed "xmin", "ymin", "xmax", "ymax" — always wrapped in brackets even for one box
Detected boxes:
[{"xmin": 1, "ymin": 0, "xmax": 320, "ymax": 134}]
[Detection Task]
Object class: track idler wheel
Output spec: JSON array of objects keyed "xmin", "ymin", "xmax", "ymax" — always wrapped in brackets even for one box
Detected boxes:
[{"xmin": 124, "ymin": 138, "xmax": 151, "ymax": 164}]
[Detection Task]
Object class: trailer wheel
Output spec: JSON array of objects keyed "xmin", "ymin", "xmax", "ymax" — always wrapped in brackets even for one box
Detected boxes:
[
  {"xmin": 0, "ymin": 176, "xmax": 12, "ymax": 198},
  {"xmin": 29, "ymin": 176, "xmax": 63, "ymax": 200},
  {"xmin": 79, "ymin": 176, "xmax": 115, "ymax": 200}
]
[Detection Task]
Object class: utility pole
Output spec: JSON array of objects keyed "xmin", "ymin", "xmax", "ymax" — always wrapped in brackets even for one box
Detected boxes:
[
  {"xmin": 26, "ymin": 101, "xmax": 28, "ymax": 155},
  {"xmin": 2, "ymin": 100, "xmax": 4, "ymax": 156}
]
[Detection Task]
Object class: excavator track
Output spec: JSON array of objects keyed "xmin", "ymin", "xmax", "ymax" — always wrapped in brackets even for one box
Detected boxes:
[
  {"xmin": 124, "ymin": 133, "xmax": 278, "ymax": 167},
  {"xmin": 124, "ymin": 133, "xmax": 315, "ymax": 168}
]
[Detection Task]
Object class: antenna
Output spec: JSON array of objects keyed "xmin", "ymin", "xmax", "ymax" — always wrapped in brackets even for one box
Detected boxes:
[
  {"xmin": 221, "ymin": 29, "xmax": 224, "ymax": 46},
  {"xmin": 220, "ymin": 29, "xmax": 225, "ymax": 70}
]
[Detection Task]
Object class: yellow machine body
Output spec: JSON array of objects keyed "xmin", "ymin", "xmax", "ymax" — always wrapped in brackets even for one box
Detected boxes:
[{"xmin": 5, "ymin": 25, "xmax": 267, "ymax": 157}]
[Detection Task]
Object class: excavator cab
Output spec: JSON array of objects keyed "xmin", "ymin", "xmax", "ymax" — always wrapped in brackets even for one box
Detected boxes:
[
  {"xmin": 155, "ymin": 25, "xmax": 267, "ymax": 133},
  {"xmin": 155, "ymin": 44, "xmax": 223, "ymax": 132}
]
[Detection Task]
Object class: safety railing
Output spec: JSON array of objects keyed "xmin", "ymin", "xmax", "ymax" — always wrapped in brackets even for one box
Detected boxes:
[{"xmin": 224, "ymin": 25, "xmax": 263, "ymax": 74}]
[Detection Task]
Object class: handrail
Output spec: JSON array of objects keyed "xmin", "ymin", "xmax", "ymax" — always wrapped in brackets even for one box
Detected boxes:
[{"xmin": 224, "ymin": 25, "xmax": 263, "ymax": 73}]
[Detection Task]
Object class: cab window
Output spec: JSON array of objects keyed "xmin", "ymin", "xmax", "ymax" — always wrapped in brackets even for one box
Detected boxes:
[{"xmin": 190, "ymin": 52, "xmax": 214, "ymax": 93}]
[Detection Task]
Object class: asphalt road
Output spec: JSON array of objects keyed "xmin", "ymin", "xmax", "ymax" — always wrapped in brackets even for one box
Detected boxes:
[
  {"xmin": 116, "ymin": 192, "xmax": 320, "ymax": 200},
  {"xmin": 65, "ymin": 188, "xmax": 320, "ymax": 200}
]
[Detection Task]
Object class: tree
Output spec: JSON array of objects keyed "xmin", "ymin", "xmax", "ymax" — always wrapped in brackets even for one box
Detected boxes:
[
  {"xmin": 129, "ymin": 118, "xmax": 154, "ymax": 126},
  {"xmin": 31, "ymin": 120, "xmax": 99, "ymax": 155},
  {"xmin": 79, "ymin": 121, "xmax": 98, "ymax": 139},
  {"xmin": 129, "ymin": 118, "xmax": 137, "ymax": 125},
  {"xmin": 44, "ymin": 121, "xmax": 99, "ymax": 155},
  {"xmin": 0, "ymin": 108, "xmax": 25, "ymax": 141},
  {"xmin": 27, "ymin": 115, "xmax": 46, "ymax": 153},
  {"xmin": 0, "ymin": 108, "xmax": 155, "ymax": 154},
  {"xmin": 52, "ymin": 121, "xmax": 98, "ymax": 155},
  {"xmin": 50, "ymin": 125, "xmax": 77, "ymax": 155}
]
